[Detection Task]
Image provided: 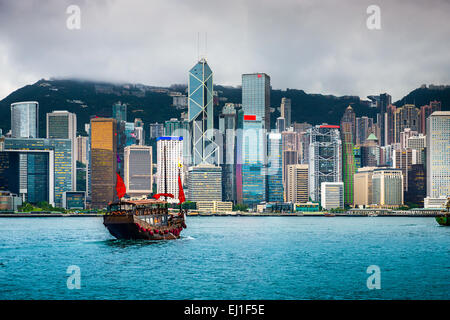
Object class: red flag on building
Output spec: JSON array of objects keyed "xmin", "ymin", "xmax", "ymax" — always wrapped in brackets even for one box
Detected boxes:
[
  {"xmin": 178, "ymin": 174, "xmax": 185, "ymax": 204},
  {"xmin": 153, "ymin": 193, "xmax": 174, "ymax": 200},
  {"xmin": 115, "ymin": 173, "xmax": 126, "ymax": 199}
]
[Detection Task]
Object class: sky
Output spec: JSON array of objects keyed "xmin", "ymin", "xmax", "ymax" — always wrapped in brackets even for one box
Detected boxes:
[{"xmin": 0, "ymin": 0, "xmax": 449, "ymax": 101}]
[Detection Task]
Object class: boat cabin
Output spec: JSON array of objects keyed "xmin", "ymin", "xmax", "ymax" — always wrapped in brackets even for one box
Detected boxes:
[{"xmin": 107, "ymin": 199, "xmax": 168, "ymax": 216}]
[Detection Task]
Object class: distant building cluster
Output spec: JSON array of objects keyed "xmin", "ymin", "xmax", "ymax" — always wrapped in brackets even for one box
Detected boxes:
[{"xmin": 0, "ymin": 61, "xmax": 449, "ymax": 213}]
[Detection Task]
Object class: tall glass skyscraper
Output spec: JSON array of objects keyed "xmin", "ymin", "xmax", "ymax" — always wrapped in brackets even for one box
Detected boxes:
[
  {"xmin": 188, "ymin": 58, "xmax": 218, "ymax": 165},
  {"xmin": 341, "ymin": 106, "xmax": 356, "ymax": 206},
  {"xmin": 219, "ymin": 104, "xmax": 238, "ymax": 202},
  {"xmin": 242, "ymin": 73, "xmax": 271, "ymax": 130},
  {"xmin": 267, "ymin": 132, "xmax": 283, "ymax": 202},
  {"xmin": 112, "ymin": 102, "xmax": 127, "ymax": 123},
  {"xmin": 236, "ymin": 112, "xmax": 266, "ymax": 207},
  {"xmin": 11, "ymin": 101, "xmax": 39, "ymax": 138}
]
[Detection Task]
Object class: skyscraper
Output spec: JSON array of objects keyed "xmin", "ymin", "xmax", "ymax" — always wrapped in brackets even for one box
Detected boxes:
[
  {"xmin": 187, "ymin": 163, "xmax": 222, "ymax": 202},
  {"xmin": 419, "ymin": 101, "xmax": 441, "ymax": 134},
  {"xmin": 112, "ymin": 102, "xmax": 127, "ymax": 123},
  {"xmin": 321, "ymin": 182, "xmax": 344, "ymax": 210},
  {"xmin": 267, "ymin": 132, "xmax": 283, "ymax": 202},
  {"xmin": 219, "ymin": 104, "xmax": 238, "ymax": 202},
  {"xmin": 156, "ymin": 136, "xmax": 183, "ymax": 202},
  {"xmin": 188, "ymin": 58, "xmax": 218, "ymax": 166},
  {"xmin": 394, "ymin": 104, "xmax": 420, "ymax": 143},
  {"xmin": 353, "ymin": 167, "xmax": 377, "ymax": 207},
  {"xmin": 164, "ymin": 118, "xmax": 190, "ymax": 165},
  {"xmin": 308, "ymin": 125, "xmax": 342, "ymax": 204},
  {"xmin": 341, "ymin": 106, "xmax": 356, "ymax": 206},
  {"xmin": 286, "ymin": 164, "xmax": 308, "ymax": 203},
  {"xmin": 426, "ymin": 111, "xmax": 450, "ymax": 199},
  {"xmin": 372, "ymin": 168, "xmax": 404, "ymax": 208},
  {"xmin": 242, "ymin": 73, "xmax": 271, "ymax": 129},
  {"xmin": 11, "ymin": 101, "xmax": 39, "ymax": 138},
  {"xmin": 124, "ymin": 145, "xmax": 152, "ymax": 197},
  {"xmin": 280, "ymin": 97, "xmax": 291, "ymax": 128},
  {"xmin": 149, "ymin": 122, "xmax": 164, "ymax": 139},
  {"xmin": 46, "ymin": 110, "xmax": 77, "ymax": 190},
  {"xmin": 384, "ymin": 104, "xmax": 397, "ymax": 146},
  {"xmin": 236, "ymin": 113, "xmax": 266, "ymax": 207},
  {"xmin": 90, "ymin": 118, "xmax": 117, "ymax": 209},
  {"xmin": 355, "ymin": 116, "xmax": 373, "ymax": 145},
  {"xmin": 377, "ymin": 93, "xmax": 391, "ymax": 146}
]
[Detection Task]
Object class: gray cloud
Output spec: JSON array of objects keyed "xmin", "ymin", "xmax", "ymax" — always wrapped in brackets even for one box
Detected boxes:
[{"xmin": 0, "ymin": 0, "xmax": 449, "ymax": 101}]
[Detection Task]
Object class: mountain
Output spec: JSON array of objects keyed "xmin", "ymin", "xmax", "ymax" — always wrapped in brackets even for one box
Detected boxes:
[{"xmin": 0, "ymin": 79, "xmax": 449, "ymax": 138}]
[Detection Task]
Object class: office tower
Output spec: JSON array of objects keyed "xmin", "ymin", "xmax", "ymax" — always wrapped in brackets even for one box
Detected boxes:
[
  {"xmin": 77, "ymin": 136, "xmax": 88, "ymax": 165},
  {"xmin": 62, "ymin": 191, "xmax": 86, "ymax": 210},
  {"xmin": 384, "ymin": 104, "xmax": 397, "ymax": 146},
  {"xmin": 281, "ymin": 130, "xmax": 300, "ymax": 189},
  {"xmin": 46, "ymin": 110, "xmax": 77, "ymax": 190},
  {"xmin": 164, "ymin": 118, "xmax": 190, "ymax": 164},
  {"xmin": 399, "ymin": 128, "xmax": 418, "ymax": 149},
  {"xmin": 393, "ymin": 148, "xmax": 414, "ymax": 191},
  {"xmin": 426, "ymin": 111, "xmax": 450, "ymax": 199},
  {"xmin": 407, "ymin": 134, "xmax": 426, "ymax": 164},
  {"xmin": 112, "ymin": 102, "xmax": 127, "ymax": 122},
  {"xmin": 0, "ymin": 151, "xmax": 20, "ymax": 195},
  {"xmin": 267, "ymin": 132, "xmax": 283, "ymax": 202},
  {"xmin": 308, "ymin": 125, "xmax": 342, "ymax": 203},
  {"xmin": 4, "ymin": 138, "xmax": 72, "ymax": 206},
  {"xmin": 321, "ymin": 182, "xmax": 344, "ymax": 210},
  {"xmin": 378, "ymin": 93, "xmax": 391, "ymax": 146},
  {"xmin": 90, "ymin": 118, "xmax": 117, "ymax": 209},
  {"xmin": 419, "ymin": 101, "xmax": 441, "ymax": 134},
  {"xmin": 124, "ymin": 122, "xmax": 137, "ymax": 147},
  {"xmin": 293, "ymin": 122, "xmax": 312, "ymax": 133},
  {"xmin": 219, "ymin": 104, "xmax": 238, "ymax": 202},
  {"xmin": 156, "ymin": 137, "xmax": 183, "ymax": 202},
  {"xmin": 149, "ymin": 122, "xmax": 164, "ymax": 139},
  {"xmin": 341, "ymin": 106, "xmax": 356, "ymax": 206},
  {"xmin": 236, "ymin": 113, "xmax": 266, "ymax": 207},
  {"xmin": 242, "ymin": 73, "xmax": 271, "ymax": 129},
  {"xmin": 405, "ymin": 164, "xmax": 426, "ymax": 207},
  {"xmin": 124, "ymin": 145, "xmax": 152, "ymax": 197},
  {"xmin": 280, "ymin": 98, "xmax": 291, "ymax": 128},
  {"xmin": 360, "ymin": 133, "xmax": 380, "ymax": 167},
  {"xmin": 372, "ymin": 168, "xmax": 404, "ymax": 208},
  {"xmin": 286, "ymin": 164, "xmax": 308, "ymax": 203},
  {"xmin": 188, "ymin": 58, "xmax": 218, "ymax": 166},
  {"xmin": 187, "ymin": 163, "xmax": 222, "ymax": 202},
  {"xmin": 353, "ymin": 167, "xmax": 377, "ymax": 207},
  {"xmin": 134, "ymin": 118, "xmax": 145, "ymax": 145},
  {"xmin": 276, "ymin": 117, "xmax": 286, "ymax": 133},
  {"xmin": 353, "ymin": 145, "xmax": 362, "ymax": 169},
  {"xmin": 394, "ymin": 104, "xmax": 420, "ymax": 143},
  {"xmin": 10, "ymin": 101, "xmax": 39, "ymax": 138},
  {"xmin": 355, "ymin": 116, "xmax": 373, "ymax": 145}
]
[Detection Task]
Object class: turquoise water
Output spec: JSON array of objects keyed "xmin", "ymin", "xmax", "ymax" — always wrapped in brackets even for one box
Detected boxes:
[{"xmin": 0, "ymin": 216, "xmax": 448, "ymax": 300}]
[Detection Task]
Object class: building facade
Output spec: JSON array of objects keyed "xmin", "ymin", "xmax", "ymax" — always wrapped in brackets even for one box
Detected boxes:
[
  {"xmin": 11, "ymin": 101, "xmax": 39, "ymax": 138},
  {"xmin": 156, "ymin": 136, "xmax": 183, "ymax": 202},
  {"xmin": 187, "ymin": 163, "xmax": 222, "ymax": 202},
  {"xmin": 242, "ymin": 73, "xmax": 271, "ymax": 129},
  {"xmin": 321, "ymin": 182, "xmax": 344, "ymax": 210},
  {"xmin": 372, "ymin": 168, "xmax": 404, "ymax": 208},
  {"xmin": 124, "ymin": 145, "xmax": 152, "ymax": 197}
]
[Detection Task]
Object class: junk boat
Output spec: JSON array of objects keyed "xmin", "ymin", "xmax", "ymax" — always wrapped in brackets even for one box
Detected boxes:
[
  {"xmin": 103, "ymin": 144, "xmax": 187, "ymax": 239},
  {"xmin": 435, "ymin": 197, "xmax": 450, "ymax": 226}
]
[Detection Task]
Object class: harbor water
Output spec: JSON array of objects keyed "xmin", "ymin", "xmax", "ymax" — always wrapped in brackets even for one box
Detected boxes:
[{"xmin": 0, "ymin": 216, "xmax": 448, "ymax": 299}]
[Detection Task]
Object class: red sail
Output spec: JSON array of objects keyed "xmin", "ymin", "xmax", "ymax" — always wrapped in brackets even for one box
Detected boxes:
[
  {"xmin": 153, "ymin": 193, "xmax": 174, "ymax": 200},
  {"xmin": 178, "ymin": 175, "xmax": 185, "ymax": 204},
  {"xmin": 115, "ymin": 173, "xmax": 126, "ymax": 199}
]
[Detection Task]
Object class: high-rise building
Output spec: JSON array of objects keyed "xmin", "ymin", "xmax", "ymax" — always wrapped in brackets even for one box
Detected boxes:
[
  {"xmin": 394, "ymin": 104, "xmax": 420, "ymax": 143},
  {"xmin": 4, "ymin": 138, "xmax": 72, "ymax": 206},
  {"xmin": 360, "ymin": 133, "xmax": 380, "ymax": 167},
  {"xmin": 219, "ymin": 104, "xmax": 238, "ymax": 202},
  {"xmin": 276, "ymin": 117, "xmax": 286, "ymax": 133},
  {"xmin": 164, "ymin": 118, "xmax": 190, "ymax": 165},
  {"xmin": 392, "ymin": 148, "xmax": 414, "ymax": 191},
  {"xmin": 134, "ymin": 118, "xmax": 145, "ymax": 146},
  {"xmin": 378, "ymin": 93, "xmax": 391, "ymax": 146},
  {"xmin": 76, "ymin": 136, "xmax": 88, "ymax": 165},
  {"xmin": 280, "ymin": 98, "xmax": 291, "ymax": 128},
  {"xmin": 353, "ymin": 167, "xmax": 377, "ymax": 207},
  {"xmin": 112, "ymin": 102, "xmax": 127, "ymax": 122},
  {"xmin": 149, "ymin": 122, "xmax": 164, "ymax": 139},
  {"xmin": 187, "ymin": 163, "xmax": 222, "ymax": 202},
  {"xmin": 399, "ymin": 128, "xmax": 418, "ymax": 149},
  {"xmin": 188, "ymin": 58, "xmax": 218, "ymax": 166},
  {"xmin": 321, "ymin": 182, "xmax": 344, "ymax": 210},
  {"xmin": 407, "ymin": 134, "xmax": 426, "ymax": 164},
  {"xmin": 90, "ymin": 118, "xmax": 117, "ymax": 209},
  {"xmin": 286, "ymin": 164, "xmax": 308, "ymax": 203},
  {"xmin": 156, "ymin": 136, "xmax": 183, "ymax": 203},
  {"xmin": 406, "ymin": 164, "xmax": 426, "ymax": 207},
  {"xmin": 308, "ymin": 125, "xmax": 342, "ymax": 204},
  {"xmin": 236, "ymin": 113, "xmax": 266, "ymax": 207},
  {"xmin": 11, "ymin": 101, "xmax": 39, "ymax": 139},
  {"xmin": 267, "ymin": 132, "xmax": 283, "ymax": 202},
  {"xmin": 384, "ymin": 104, "xmax": 397, "ymax": 146},
  {"xmin": 124, "ymin": 145, "xmax": 152, "ymax": 197},
  {"xmin": 356, "ymin": 116, "xmax": 373, "ymax": 145},
  {"xmin": 341, "ymin": 106, "xmax": 356, "ymax": 206},
  {"xmin": 242, "ymin": 73, "xmax": 271, "ymax": 129},
  {"xmin": 372, "ymin": 168, "xmax": 403, "ymax": 208},
  {"xmin": 0, "ymin": 151, "xmax": 20, "ymax": 196},
  {"xmin": 46, "ymin": 110, "xmax": 77, "ymax": 190},
  {"xmin": 426, "ymin": 111, "xmax": 450, "ymax": 199},
  {"xmin": 419, "ymin": 101, "xmax": 441, "ymax": 134}
]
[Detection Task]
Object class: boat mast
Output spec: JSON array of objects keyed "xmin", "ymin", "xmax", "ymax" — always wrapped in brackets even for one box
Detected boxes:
[{"xmin": 164, "ymin": 144, "xmax": 168, "ymax": 208}]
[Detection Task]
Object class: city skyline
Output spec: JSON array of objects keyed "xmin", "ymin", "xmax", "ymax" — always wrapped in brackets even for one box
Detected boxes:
[{"xmin": 1, "ymin": 0, "xmax": 450, "ymax": 101}]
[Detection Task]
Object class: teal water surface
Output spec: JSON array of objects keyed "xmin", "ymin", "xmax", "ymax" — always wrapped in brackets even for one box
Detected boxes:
[{"xmin": 0, "ymin": 216, "xmax": 448, "ymax": 299}]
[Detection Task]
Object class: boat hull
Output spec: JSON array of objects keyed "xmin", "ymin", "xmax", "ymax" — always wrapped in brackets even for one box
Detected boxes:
[
  {"xmin": 435, "ymin": 215, "xmax": 450, "ymax": 226},
  {"xmin": 103, "ymin": 214, "xmax": 184, "ymax": 240}
]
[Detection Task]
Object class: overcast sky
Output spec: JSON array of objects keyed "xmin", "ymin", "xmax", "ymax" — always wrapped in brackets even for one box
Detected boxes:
[{"xmin": 0, "ymin": 0, "xmax": 449, "ymax": 101}]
